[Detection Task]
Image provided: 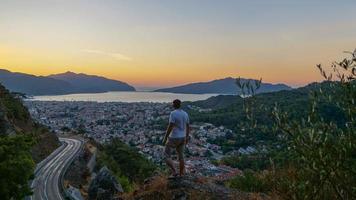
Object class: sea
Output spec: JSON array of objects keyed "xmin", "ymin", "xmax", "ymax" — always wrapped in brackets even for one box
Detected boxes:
[{"xmin": 27, "ymin": 91, "xmax": 219, "ymax": 103}]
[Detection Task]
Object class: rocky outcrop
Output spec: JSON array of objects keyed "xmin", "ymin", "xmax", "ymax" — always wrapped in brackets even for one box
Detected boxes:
[
  {"xmin": 127, "ymin": 174, "xmax": 269, "ymax": 200},
  {"xmin": 0, "ymin": 104, "xmax": 15, "ymax": 135},
  {"xmin": 66, "ymin": 185, "xmax": 84, "ymax": 200},
  {"xmin": 88, "ymin": 166, "xmax": 123, "ymax": 200}
]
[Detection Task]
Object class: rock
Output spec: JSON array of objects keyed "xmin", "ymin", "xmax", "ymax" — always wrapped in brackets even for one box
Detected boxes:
[
  {"xmin": 96, "ymin": 188, "xmax": 112, "ymax": 200},
  {"xmin": 66, "ymin": 185, "xmax": 84, "ymax": 200},
  {"xmin": 172, "ymin": 189, "xmax": 188, "ymax": 200},
  {"xmin": 128, "ymin": 174, "xmax": 267, "ymax": 200},
  {"xmin": 88, "ymin": 166, "xmax": 123, "ymax": 200},
  {"xmin": 0, "ymin": 103, "xmax": 16, "ymax": 135}
]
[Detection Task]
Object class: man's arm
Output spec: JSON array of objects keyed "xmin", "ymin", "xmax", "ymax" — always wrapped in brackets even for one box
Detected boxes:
[
  {"xmin": 185, "ymin": 124, "xmax": 190, "ymax": 144},
  {"xmin": 163, "ymin": 123, "xmax": 174, "ymax": 145}
]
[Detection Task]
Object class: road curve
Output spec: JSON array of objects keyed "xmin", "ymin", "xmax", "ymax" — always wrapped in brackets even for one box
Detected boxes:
[{"xmin": 30, "ymin": 137, "xmax": 83, "ymax": 200}]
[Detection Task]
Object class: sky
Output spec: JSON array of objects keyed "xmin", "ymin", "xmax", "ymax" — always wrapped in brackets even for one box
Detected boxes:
[{"xmin": 0, "ymin": 0, "xmax": 355, "ymax": 88}]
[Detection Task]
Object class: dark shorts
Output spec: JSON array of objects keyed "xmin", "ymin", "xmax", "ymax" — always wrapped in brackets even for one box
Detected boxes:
[{"xmin": 164, "ymin": 137, "xmax": 185, "ymax": 161}]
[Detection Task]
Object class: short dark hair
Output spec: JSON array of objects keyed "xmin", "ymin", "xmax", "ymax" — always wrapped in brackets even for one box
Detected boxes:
[{"xmin": 173, "ymin": 99, "xmax": 181, "ymax": 109}]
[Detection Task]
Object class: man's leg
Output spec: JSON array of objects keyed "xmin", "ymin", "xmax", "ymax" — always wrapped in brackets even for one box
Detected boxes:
[
  {"xmin": 166, "ymin": 158, "xmax": 176, "ymax": 175},
  {"xmin": 179, "ymin": 159, "xmax": 185, "ymax": 176},
  {"xmin": 177, "ymin": 142, "xmax": 185, "ymax": 176},
  {"xmin": 164, "ymin": 143, "xmax": 177, "ymax": 175}
]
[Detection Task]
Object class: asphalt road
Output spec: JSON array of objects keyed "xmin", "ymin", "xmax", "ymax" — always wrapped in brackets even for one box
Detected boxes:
[{"xmin": 30, "ymin": 137, "xmax": 83, "ymax": 200}]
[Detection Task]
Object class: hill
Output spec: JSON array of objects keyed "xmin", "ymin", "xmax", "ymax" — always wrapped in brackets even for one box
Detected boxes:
[
  {"xmin": 184, "ymin": 95, "xmax": 243, "ymax": 110},
  {"xmin": 0, "ymin": 83, "xmax": 60, "ymax": 198},
  {"xmin": 155, "ymin": 77, "xmax": 291, "ymax": 94},
  {"xmin": 48, "ymin": 71, "xmax": 135, "ymax": 93},
  {"xmin": 188, "ymin": 81, "xmax": 342, "ymax": 109},
  {"xmin": 0, "ymin": 69, "xmax": 136, "ymax": 95},
  {"xmin": 0, "ymin": 83, "xmax": 60, "ymax": 161},
  {"xmin": 0, "ymin": 69, "xmax": 73, "ymax": 95},
  {"xmin": 187, "ymin": 81, "xmax": 347, "ymax": 152},
  {"xmin": 183, "ymin": 82, "xmax": 316, "ymax": 110}
]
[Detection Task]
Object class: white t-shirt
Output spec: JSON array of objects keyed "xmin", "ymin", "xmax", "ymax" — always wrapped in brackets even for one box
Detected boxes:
[{"xmin": 169, "ymin": 109, "xmax": 189, "ymax": 138}]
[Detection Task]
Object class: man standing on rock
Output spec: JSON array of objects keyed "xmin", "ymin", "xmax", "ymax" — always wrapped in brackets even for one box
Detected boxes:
[{"xmin": 163, "ymin": 99, "xmax": 190, "ymax": 177}]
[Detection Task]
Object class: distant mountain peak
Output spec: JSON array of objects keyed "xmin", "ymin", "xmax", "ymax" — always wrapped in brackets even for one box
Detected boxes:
[
  {"xmin": 52, "ymin": 71, "xmax": 110, "ymax": 80},
  {"xmin": 64, "ymin": 71, "xmax": 76, "ymax": 75},
  {"xmin": 51, "ymin": 71, "xmax": 81, "ymax": 76},
  {"xmin": 155, "ymin": 77, "xmax": 291, "ymax": 95},
  {"xmin": 0, "ymin": 69, "xmax": 11, "ymax": 73},
  {"xmin": 48, "ymin": 71, "xmax": 136, "ymax": 92},
  {"xmin": 0, "ymin": 69, "xmax": 136, "ymax": 95}
]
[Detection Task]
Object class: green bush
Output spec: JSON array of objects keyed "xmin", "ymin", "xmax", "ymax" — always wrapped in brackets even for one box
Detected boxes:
[
  {"xmin": 226, "ymin": 50, "xmax": 356, "ymax": 199},
  {"xmin": 97, "ymin": 139, "xmax": 156, "ymax": 192},
  {"xmin": 0, "ymin": 135, "xmax": 35, "ymax": 199},
  {"xmin": 222, "ymin": 154, "xmax": 269, "ymax": 171},
  {"xmin": 0, "ymin": 85, "xmax": 30, "ymax": 122},
  {"xmin": 226, "ymin": 170, "xmax": 270, "ymax": 193},
  {"xmin": 117, "ymin": 176, "xmax": 133, "ymax": 192}
]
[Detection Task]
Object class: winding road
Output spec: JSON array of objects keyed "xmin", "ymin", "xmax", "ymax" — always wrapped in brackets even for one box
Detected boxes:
[{"xmin": 30, "ymin": 137, "xmax": 83, "ymax": 200}]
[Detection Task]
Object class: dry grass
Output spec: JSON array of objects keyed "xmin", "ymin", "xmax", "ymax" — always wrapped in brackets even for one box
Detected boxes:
[
  {"xmin": 119, "ymin": 173, "xmax": 270, "ymax": 200},
  {"xmin": 120, "ymin": 175, "xmax": 168, "ymax": 200}
]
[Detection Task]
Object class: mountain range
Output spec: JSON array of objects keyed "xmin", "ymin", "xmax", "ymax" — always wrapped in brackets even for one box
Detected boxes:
[
  {"xmin": 154, "ymin": 77, "xmax": 292, "ymax": 94},
  {"xmin": 0, "ymin": 69, "xmax": 292, "ymax": 96},
  {"xmin": 0, "ymin": 69, "xmax": 135, "ymax": 95},
  {"xmin": 48, "ymin": 71, "xmax": 136, "ymax": 93}
]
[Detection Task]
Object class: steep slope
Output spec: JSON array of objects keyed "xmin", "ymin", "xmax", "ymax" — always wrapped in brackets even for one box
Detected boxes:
[
  {"xmin": 48, "ymin": 71, "xmax": 136, "ymax": 92},
  {"xmin": 0, "ymin": 83, "xmax": 59, "ymax": 162},
  {"xmin": 0, "ymin": 69, "xmax": 73, "ymax": 95},
  {"xmin": 69, "ymin": 141, "xmax": 269, "ymax": 200},
  {"xmin": 155, "ymin": 77, "xmax": 291, "ymax": 94}
]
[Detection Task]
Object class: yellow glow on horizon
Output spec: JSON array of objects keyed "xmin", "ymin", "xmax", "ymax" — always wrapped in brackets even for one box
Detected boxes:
[
  {"xmin": 1, "ymin": 34, "xmax": 355, "ymax": 88},
  {"xmin": 0, "ymin": 43, "xmax": 349, "ymax": 88}
]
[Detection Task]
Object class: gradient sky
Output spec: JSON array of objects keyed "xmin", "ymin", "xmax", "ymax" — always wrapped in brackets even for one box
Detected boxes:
[{"xmin": 1, "ymin": 0, "xmax": 355, "ymax": 87}]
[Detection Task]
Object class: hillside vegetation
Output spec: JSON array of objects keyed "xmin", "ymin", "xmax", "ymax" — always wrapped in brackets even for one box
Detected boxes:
[
  {"xmin": 96, "ymin": 139, "xmax": 156, "ymax": 192},
  {"xmin": 187, "ymin": 50, "xmax": 356, "ymax": 199},
  {"xmin": 188, "ymin": 82, "xmax": 346, "ymax": 153},
  {"xmin": 0, "ymin": 84, "xmax": 59, "ymax": 199}
]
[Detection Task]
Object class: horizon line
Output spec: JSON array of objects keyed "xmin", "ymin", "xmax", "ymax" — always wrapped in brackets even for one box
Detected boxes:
[{"xmin": 0, "ymin": 67, "xmax": 309, "ymax": 89}]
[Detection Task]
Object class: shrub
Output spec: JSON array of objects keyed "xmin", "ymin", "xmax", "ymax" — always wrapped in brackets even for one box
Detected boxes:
[
  {"xmin": 226, "ymin": 170, "xmax": 270, "ymax": 193},
  {"xmin": 97, "ymin": 139, "xmax": 156, "ymax": 192},
  {"xmin": 0, "ymin": 135, "xmax": 35, "ymax": 199}
]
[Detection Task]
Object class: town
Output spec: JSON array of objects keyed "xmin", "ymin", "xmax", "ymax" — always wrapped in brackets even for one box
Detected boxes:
[{"xmin": 24, "ymin": 101, "xmax": 240, "ymax": 180}]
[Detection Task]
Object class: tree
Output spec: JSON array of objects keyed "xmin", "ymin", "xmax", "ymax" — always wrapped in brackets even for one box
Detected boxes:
[
  {"xmin": 0, "ymin": 135, "xmax": 35, "ymax": 199},
  {"xmin": 234, "ymin": 49, "xmax": 356, "ymax": 199},
  {"xmin": 270, "ymin": 50, "xmax": 356, "ymax": 199},
  {"xmin": 96, "ymin": 139, "xmax": 156, "ymax": 192}
]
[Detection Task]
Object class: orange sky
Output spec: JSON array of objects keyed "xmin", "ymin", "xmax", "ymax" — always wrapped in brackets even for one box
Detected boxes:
[{"xmin": 1, "ymin": 1, "xmax": 355, "ymax": 87}]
